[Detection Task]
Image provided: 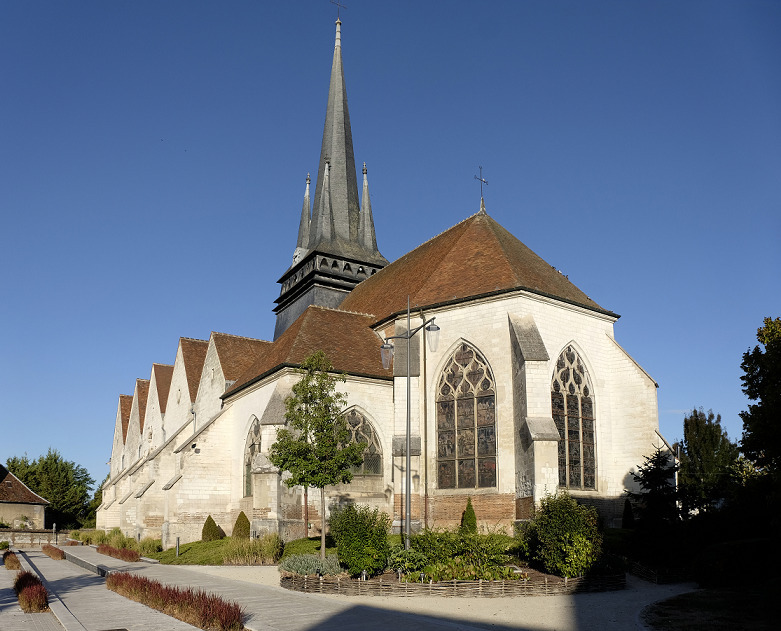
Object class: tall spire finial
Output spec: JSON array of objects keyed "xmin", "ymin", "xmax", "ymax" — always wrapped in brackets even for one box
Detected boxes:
[
  {"xmin": 474, "ymin": 166, "xmax": 488, "ymax": 212},
  {"xmin": 330, "ymin": 0, "xmax": 346, "ymax": 20}
]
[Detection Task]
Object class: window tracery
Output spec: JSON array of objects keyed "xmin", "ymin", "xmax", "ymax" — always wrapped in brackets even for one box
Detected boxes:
[
  {"xmin": 344, "ymin": 409, "xmax": 382, "ymax": 476},
  {"xmin": 551, "ymin": 346, "xmax": 596, "ymax": 490},
  {"xmin": 244, "ymin": 417, "xmax": 261, "ymax": 497},
  {"xmin": 436, "ymin": 343, "xmax": 496, "ymax": 489}
]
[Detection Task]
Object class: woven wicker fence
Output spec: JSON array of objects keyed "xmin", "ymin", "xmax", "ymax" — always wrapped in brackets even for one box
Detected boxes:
[{"xmin": 281, "ymin": 572, "xmax": 625, "ymax": 597}]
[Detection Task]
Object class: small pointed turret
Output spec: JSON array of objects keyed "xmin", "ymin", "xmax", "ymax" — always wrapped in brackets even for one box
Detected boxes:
[
  {"xmin": 358, "ymin": 162, "xmax": 378, "ymax": 251},
  {"xmin": 312, "ymin": 161, "xmax": 334, "ymax": 243},
  {"xmin": 293, "ymin": 174, "xmax": 311, "ymax": 264},
  {"xmin": 478, "ymin": 197, "xmax": 487, "ymax": 215}
]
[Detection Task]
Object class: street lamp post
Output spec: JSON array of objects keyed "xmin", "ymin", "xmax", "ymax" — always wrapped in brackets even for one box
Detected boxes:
[{"xmin": 380, "ymin": 297, "xmax": 440, "ymax": 549}]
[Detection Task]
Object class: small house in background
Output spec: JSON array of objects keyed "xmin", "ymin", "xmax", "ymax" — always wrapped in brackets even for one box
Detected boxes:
[{"xmin": 0, "ymin": 465, "xmax": 48, "ymax": 529}]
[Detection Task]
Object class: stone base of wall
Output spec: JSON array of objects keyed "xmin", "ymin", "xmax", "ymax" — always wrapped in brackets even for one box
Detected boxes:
[{"xmin": 0, "ymin": 529, "xmax": 63, "ymax": 548}]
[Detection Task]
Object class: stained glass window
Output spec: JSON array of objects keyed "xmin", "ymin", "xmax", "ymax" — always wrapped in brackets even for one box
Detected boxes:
[
  {"xmin": 551, "ymin": 346, "xmax": 596, "ymax": 490},
  {"xmin": 437, "ymin": 343, "xmax": 496, "ymax": 489},
  {"xmin": 244, "ymin": 417, "xmax": 262, "ymax": 497},
  {"xmin": 344, "ymin": 409, "xmax": 382, "ymax": 476}
]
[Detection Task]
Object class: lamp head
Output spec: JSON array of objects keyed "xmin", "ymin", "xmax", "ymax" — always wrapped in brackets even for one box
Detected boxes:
[
  {"xmin": 425, "ymin": 320, "xmax": 440, "ymax": 353},
  {"xmin": 380, "ymin": 341, "xmax": 394, "ymax": 370}
]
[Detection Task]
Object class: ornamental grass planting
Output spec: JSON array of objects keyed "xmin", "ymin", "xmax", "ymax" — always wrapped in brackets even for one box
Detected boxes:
[
  {"xmin": 42, "ymin": 544, "xmax": 66, "ymax": 560},
  {"xmin": 106, "ymin": 572, "xmax": 244, "ymax": 631},
  {"xmin": 13, "ymin": 570, "xmax": 49, "ymax": 612},
  {"xmin": 3, "ymin": 550, "xmax": 21, "ymax": 570},
  {"xmin": 97, "ymin": 544, "xmax": 140, "ymax": 562}
]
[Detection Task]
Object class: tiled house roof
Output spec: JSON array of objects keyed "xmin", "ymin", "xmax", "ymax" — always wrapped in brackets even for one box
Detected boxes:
[
  {"xmin": 180, "ymin": 338, "xmax": 209, "ymax": 403},
  {"xmin": 135, "ymin": 379, "xmax": 150, "ymax": 433},
  {"xmin": 340, "ymin": 210, "xmax": 616, "ymax": 322},
  {"xmin": 119, "ymin": 394, "xmax": 133, "ymax": 444},
  {"xmin": 211, "ymin": 333, "xmax": 271, "ymax": 383},
  {"xmin": 224, "ymin": 305, "xmax": 391, "ymax": 399},
  {"xmin": 0, "ymin": 466, "xmax": 48, "ymax": 505},
  {"xmin": 152, "ymin": 363, "xmax": 174, "ymax": 414}
]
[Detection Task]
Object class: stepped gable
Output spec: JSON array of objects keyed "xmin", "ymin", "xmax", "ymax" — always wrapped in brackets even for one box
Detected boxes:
[
  {"xmin": 340, "ymin": 210, "xmax": 616, "ymax": 323},
  {"xmin": 135, "ymin": 379, "xmax": 150, "ymax": 433},
  {"xmin": 152, "ymin": 364, "xmax": 174, "ymax": 414},
  {"xmin": 180, "ymin": 338, "xmax": 209, "ymax": 403},
  {"xmin": 0, "ymin": 465, "xmax": 49, "ymax": 505},
  {"xmin": 119, "ymin": 394, "xmax": 133, "ymax": 443},
  {"xmin": 224, "ymin": 305, "xmax": 391, "ymax": 399},
  {"xmin": 211, "ymin": 333, "xmax": 271, "ymax": 383}
]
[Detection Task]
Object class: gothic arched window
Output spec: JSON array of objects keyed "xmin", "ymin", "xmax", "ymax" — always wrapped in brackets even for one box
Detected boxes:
[
  {"xmin": 551, "ymin": 346, "xmax": 596, "ymax": 490},
  {"xmin": 436, "ymin": 343, "xmax": 497, "ymax": 489},
  {"xmin": 344, "ymin": 409, "xmax": 382, "ymax": 476},
  {"xmin": 244, "ymin": 417, "xmax": 262, "ymax": 497}
]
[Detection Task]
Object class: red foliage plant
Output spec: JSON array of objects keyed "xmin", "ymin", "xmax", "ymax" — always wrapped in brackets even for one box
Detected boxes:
[
  {"xmin": 64, "ymin": 540, "xmax": 80, "ymax": 546},
  {"xmin": 97, "ymin": 544, "xmax": 140, "ymax": 563},
  {"xmin": 3, "ymin": 551, "xmax": 21, "ymax": 570},
  {"xmin": 106, "ymin": 572, "xmax": 244, "ymax": 631},
  {"xmin": 42, "ymin": 544, "xmax": 66, "ymax": 560},
  {"xmin": 13, "ymin": 570, "xmax": 49, "ymax": 612}
]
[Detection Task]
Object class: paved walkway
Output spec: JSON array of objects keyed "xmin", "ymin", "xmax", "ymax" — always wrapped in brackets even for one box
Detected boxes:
[
  {"xmin": 1, "ymin": 546, "xmax": 698, "ymax": 631},
  {"xmin": 0, "ymin": 557, "xmax": 63, "ymax": 631}
]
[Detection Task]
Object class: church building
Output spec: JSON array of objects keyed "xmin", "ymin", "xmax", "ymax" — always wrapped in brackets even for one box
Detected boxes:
[{"xmin": 97, "ymin": 19, "xmax": 662, "ymax": 546}]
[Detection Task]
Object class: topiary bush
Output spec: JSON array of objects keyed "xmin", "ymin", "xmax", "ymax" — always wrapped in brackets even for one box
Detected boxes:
[
  {"xmin": 329, "ymin": 504, "xmax": 391, "ymax": 577},
  {"xmin": 279, "ymin": 553, "xmax": 342, "ymax": 576},
  {"xmin": 518, "ymin": 492, "xmax": 602, "ymax": 578},
  {"xmin": 232, "ymin": 511, "xmax": 250, "ymax": 540},
  {"xmin": 460, "ymin": 497, "xmax": 477, "ymax": 534},
  {"xmin": 202, "ymin": 515, "xmax": 225, "ymax": 542}
]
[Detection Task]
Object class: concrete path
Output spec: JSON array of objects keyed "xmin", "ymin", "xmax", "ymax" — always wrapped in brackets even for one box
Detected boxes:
[
  {"xmin": 0, "ymin": 558, "xmax": 63, "ymax": 631},
  {"xmin": 4, "ymin": 545, "xmax": 698, "ymax": 631}
]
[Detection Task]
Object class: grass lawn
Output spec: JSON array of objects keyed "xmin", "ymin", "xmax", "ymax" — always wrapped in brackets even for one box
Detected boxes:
[
  {"xmin": 147, "ymin": 538, "xmax": 231, "ymax": 565},
  {"xmin": 643, "ymin": 588, "xmax": 774, "ymax": 630}
]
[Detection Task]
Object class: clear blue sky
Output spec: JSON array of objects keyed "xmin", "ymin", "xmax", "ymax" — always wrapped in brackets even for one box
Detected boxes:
[{"xmin": 1, "ymin": 1, "xmax": 779, "ymax": 489}]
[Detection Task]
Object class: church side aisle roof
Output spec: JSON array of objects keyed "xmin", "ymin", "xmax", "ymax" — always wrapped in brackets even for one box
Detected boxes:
[
  {"xmin": 151, "ymin": 363, "xmax": 174, "ymax": 414},
  {"xmin": 134, "ymin": 378, "xmax": 150, "ymax": 433},
  {"xmin": 211, "ymin": 332, "xmax": 272, "ymax": 382},
  {"xmin": 223, "ymin": 305, "xmax": 391, "ymax": 399},
  {"xmin": 180, "ymin": 338, "xmax": 209, "ymax": 403},
  {"xmin": 119, "ymin": 394, "xmax": 133, "ymax": 444},
  {"xmin": 339, "ymin": 209, "xmax": 617, "ymax": 323}
]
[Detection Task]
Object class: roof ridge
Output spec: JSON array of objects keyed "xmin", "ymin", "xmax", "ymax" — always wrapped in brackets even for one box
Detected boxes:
[
  {"xmin": 211, "ymin": 331, "xmax": 270, "ymax": 343},
  {"xmin": 180, "ymin": 336, "xmax": 208, "ymax": 343},
  {"xmin": 152, "ymin": 362, "xmax": 174, "ymax": 368},
  {"xmin": 309, "ymin": 304, "xmax": 373, "ymax": 317}
]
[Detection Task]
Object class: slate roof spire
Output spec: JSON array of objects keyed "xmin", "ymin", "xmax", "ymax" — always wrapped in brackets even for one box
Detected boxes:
[
  {"xmin": 293, "ymin": 174, "xmax": 311, "ymax": 264},
  {"xmin": 359, "ymin": 162, "xmax": 378, "ymax": 251}
]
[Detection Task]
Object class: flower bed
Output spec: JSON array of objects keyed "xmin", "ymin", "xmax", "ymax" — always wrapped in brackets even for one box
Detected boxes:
[
  {"xmin": 97, "ymin": 544, "xmax": 140, "ymax": 562},
  {"xmin": 106, "ymin": 572, "xmax": 244, "ymax": 630},
  {"xmin": 281, "ymin": 567, "xmax": 625, "ymax": 597},
  {"xmin": 13, "ymin": 570, "xmax": 48, "ymax": 612},
  {"xmin": 42, "ymin": 544, "xmax": 66, "ymax": 560}
]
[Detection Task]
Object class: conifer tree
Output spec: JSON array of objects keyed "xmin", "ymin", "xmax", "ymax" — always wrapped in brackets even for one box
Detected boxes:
[{"xmin": 269, "ymin": 351, "xmax": 365, "ymax": 559}]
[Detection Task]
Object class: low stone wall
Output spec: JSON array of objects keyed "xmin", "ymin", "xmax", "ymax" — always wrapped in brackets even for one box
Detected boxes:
[
  {"xmin": 0, "ymin": 529, "xmax": 64, "ymax": 548},
  {"xmin": 281, "ymin": 572, "xmax": 626, "ymax": 597}
]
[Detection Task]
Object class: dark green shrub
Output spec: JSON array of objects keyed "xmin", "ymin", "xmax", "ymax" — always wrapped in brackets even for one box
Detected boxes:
[
  {"xmin": 621, "ymin": 499, "xmax": 635, "ymax": 529},
  {"xmin": 201, "ymin": 515, "xmax": 224, "ymax": 542},
  {"xmin": 329, "ymin": 504, "xmax": 390, "ymax": 577},
  {"xmin": 232, "ymin": 511, "xmax": 250, "ymax": 539},
  {"xmin": 387, "ymin": 546, "xmax": 428, "ymax": 574},
  {"xmin": 519, "ymin": 492, "xmax": 602, "ymax": 578},
  {"xmin": 460, "ymin": 497, "xmax": 477, "ymax": 534},
  {"xmin": 0, "ymin": 541, "xmax": 9, "ymax": 551},
  {"xmin": 409, "ymin": 529, "xmax": 460, "ymax": 564}
]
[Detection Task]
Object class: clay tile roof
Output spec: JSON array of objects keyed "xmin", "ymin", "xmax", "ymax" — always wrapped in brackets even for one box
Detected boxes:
[
  {"xmin": 224, "ymin": 306, "xmax": 391, "ymax": 399},
  {"xmin": 152, "ymin": 364, "xmax": 174, "ymax": 414},
  {"xmin": 119, "ymin": 394, "xmax": 133, "ymax": 444},
  {"xmin": 339, "ymin": 210, "xmax": 616, "ymax": 322},
  {"xmin": 180, "ymin": 338, "xmax": 209, "ymax": 403},
  {"xmin": 211, "ymin": 333, "xmax": 272, "ymax": 383},
  {"xmin": 0, "ymin": 465, "xmax": 49, "ymax": 505},
  {"xmin": 135, "ymin": 379, "xmax": 150, "ymax": 433}
]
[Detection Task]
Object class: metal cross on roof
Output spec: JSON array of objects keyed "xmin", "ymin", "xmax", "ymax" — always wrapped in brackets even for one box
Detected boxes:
[
  {"xmin": 330, "ymin": 0, "xmax": 347, "ymax": 19},
  {"xmin": 474, "ymin": 166, "xmax": 488, "ymax": 198}
]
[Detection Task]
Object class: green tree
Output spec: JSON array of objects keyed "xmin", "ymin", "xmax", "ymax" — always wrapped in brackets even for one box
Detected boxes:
[
  {"xmin": 82, "ymin": 474, "xmax": 109, "ymax": 528},
  {"xmin": 678, "ymin": 408, "xmax": 739, "ymax": 515},
  {"xmin": 628, "ymin": 447, "xmax": 679, "ymax": 527},
  {"xmin": 269, "ymin": 351, "xmax": 365, "ymax": 559},
  {"xmin": 740, "ymin": 317, "xmax": 781, "ymax": 474},
  {"xmin": 6, "ymin": 449, "xmax": 94, "ymax": 528}
]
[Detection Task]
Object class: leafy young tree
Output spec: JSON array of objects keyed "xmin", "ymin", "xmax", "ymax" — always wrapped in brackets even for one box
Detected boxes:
[
  {"xmin": 740, "ymin": 317, "xmax": 781, "ymax": 474},
  {"xmin": 269, "ymin": 351, "xmax": 365, "ymax": 559},
  {"xmin": 6, "ymin": 449, "xmax": 95, "ymax": 528},
  {"xmin": 678, "ymin": 408, "xmax": 739, "ymax": 515},
  {"xmin": 627, "ymin": 447, "xmax": 679, "ymax": 527}
]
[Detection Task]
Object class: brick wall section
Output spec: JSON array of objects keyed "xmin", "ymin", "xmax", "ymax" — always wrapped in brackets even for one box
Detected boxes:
[{"xmin": 428, "ymin": 493, "xmax": 515, "ymax": 531}]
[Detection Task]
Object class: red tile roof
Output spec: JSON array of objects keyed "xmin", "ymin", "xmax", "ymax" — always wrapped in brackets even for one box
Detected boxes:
[
  {"xmin": 152, "ymin": 364, "xmax": 174, "ymax": 414},
  {"xmin": 0, "ymin": 466, "xmax": 48, "ymax": 505},
  {"xmin": 339, "ymin": 210, "xmax": 615, "ymax": 322},
  {"xmin": 135, "ymin": 379, "xmax": 150, "ymax": 433},
  {"xmin": 180, "ymin": 338, "xmax": 208, "ymax": 403},
  {"xmin": 119, "ymin": 394, "xmax": 133, "ymax": 444},
  {"xmin": 211, "ymin": 333, "xmax": 271, "ymax": 383},
  {"xmin": 224, "ymin": 306, "xmax": 391, "ymax": 399}
]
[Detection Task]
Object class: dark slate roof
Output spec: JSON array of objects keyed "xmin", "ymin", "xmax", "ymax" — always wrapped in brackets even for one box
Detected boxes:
[
  {"xmin": 180, "ymin": 337, "xmax": 209, "ymax": 403},
  {"xmin": 339, "ymin": 209, "xmax": 616, "ymax": 322},
  {"xmin": 0, "ymin": 466, "xmax": 48, "ymax": 505},
  {"xmin": 119, "ymin": 394, "xmax": 133, "ymax": 444},
  {"xmin": 223, "ymin": 305, "xmax": 391, "ymax": 399},
  {"xmin": 152, "ymin": 364, "xmax": 174, "ymax": 414}
]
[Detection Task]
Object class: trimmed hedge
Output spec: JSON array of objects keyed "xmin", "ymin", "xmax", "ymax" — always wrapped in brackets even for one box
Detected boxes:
[
  {"xmin": 202, "ymin": 515, "xmax": 225, "ymax": 542},
  {"xmin": 232, "ymin": 511, "xmax": 250, "ymax": 540}
]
